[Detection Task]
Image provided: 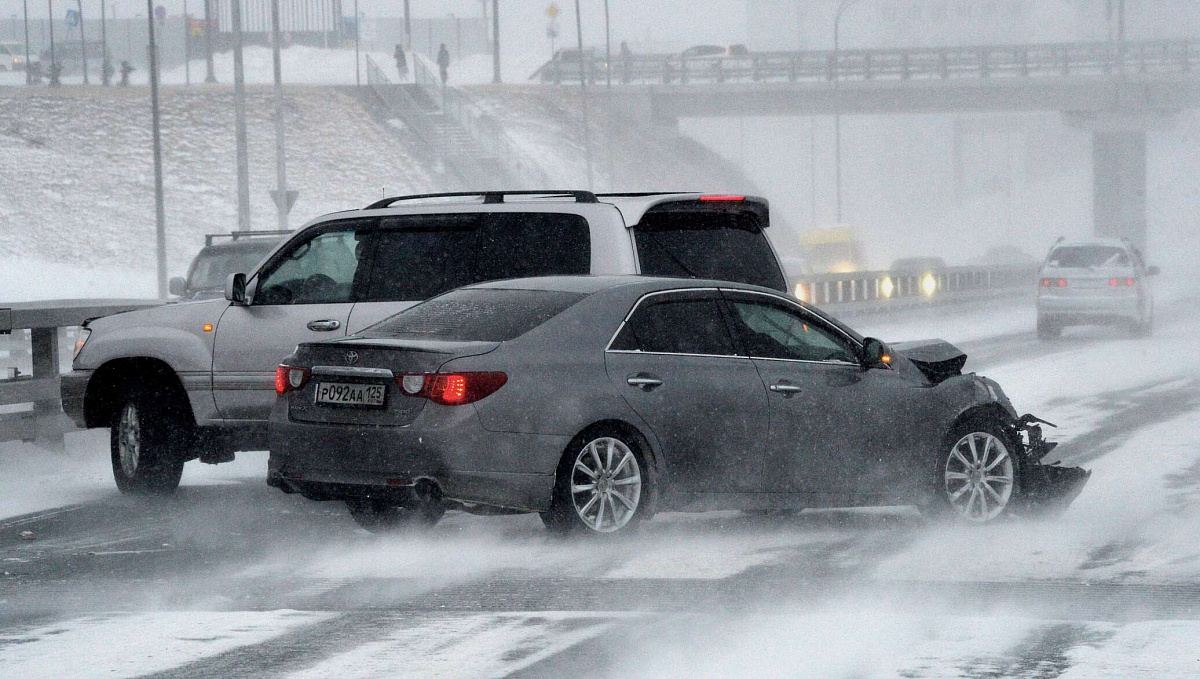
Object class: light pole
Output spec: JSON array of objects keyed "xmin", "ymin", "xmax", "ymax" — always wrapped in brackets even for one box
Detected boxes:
[
  {"xmin": 47, "ymin": 0, "xmax": 57, "ymax": 87},
  {"xmin": 353, "ymin": 0, "xmax": 359, "ymax": 87},
  {"xmin": 573, "ymin": 0, "xmax": 593, "ymax": 190},
  {"xmin": 21, "ymin": 0, "xmax": 31, "ymax": 84},
  {"xmin": 491, "ymin": 0, "xmax": 499, "ymax": 83},
  {"xmin": 603, "ymin": 0, "xmax": 610, "ymax": 89},
  {"xmin": 146, "ymin": 0, "xmax": 167, "ymax": 298},
  {"xmin": 99, "ymin": 0, "xmax": 109, "ymax": 84},
  {"xmin": 203, "ymin": 0, "xmax": 215, "ymax": 82},
  {"xmin": 832, "ymin": 0, "xmax": 863, "ymax": 224},
  {"xmin": 76, "ymin": 0, "xmax": 87, "ymax": 84},
  {"xmin": 232, "ymin": 0, "xmax": 251, "ymax": 230},
  {"xmin": 269, "ymin": 0, "xmax": 293, "ymax": 230}
]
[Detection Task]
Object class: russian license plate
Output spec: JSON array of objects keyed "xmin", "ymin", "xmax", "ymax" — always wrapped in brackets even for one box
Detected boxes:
[{"xmin": 313, "ymin": 382, "xmax": 386, "ymax": 408}]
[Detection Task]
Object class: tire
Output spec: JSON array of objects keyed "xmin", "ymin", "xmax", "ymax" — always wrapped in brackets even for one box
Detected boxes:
[
  {"xmin": 1036, "ymin": 315, "xmax": 1061, "ymax": 340},
  {"xmin": 110, "ymin": 387, "xmax": 187, "ymax": 495},
  {"xmin": 346, "ymin": 498, "xmax": 444, "ymax": 533},
  {"xmin": 921, "ymin": 418, "xmax": 1022, "ymax": 524},
  {"xmin": 542, "ymin": 428, "xmax": 652, "ymax": 536}
]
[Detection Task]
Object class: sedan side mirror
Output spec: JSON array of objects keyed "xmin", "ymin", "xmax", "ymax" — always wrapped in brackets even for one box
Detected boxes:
[
  {"xmin": 1147, "ymin": 265, "xmax": 1161, "ymax": 276},
  {"xmin": 168, "ymin": 276, "xmax": 187, "ymax": 297},
  {"xmin": 861, "ymin": 337, "xmax": 892, "ymax": 369},
  {"xmin": 225, "ymin": 272, "xmax": 248, "ymax": 305}
]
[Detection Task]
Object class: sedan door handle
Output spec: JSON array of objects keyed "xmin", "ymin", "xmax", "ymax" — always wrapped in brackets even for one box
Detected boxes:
[
  {"xmin": 626, "ymin": 376, "xmax": 663, "ymax": 391},
  {"xmin": 769, "ymin": 383, "xmax": 803, "ymax": 397},
  {"xmin": 307, "ymin": 319, "xmax": 341, "ymax": 332}
]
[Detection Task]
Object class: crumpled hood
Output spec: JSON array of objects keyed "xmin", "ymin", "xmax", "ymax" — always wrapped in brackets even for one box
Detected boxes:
[{"xmin": 890, "ymin": 339, "xmax": 967, "ymax": 384}]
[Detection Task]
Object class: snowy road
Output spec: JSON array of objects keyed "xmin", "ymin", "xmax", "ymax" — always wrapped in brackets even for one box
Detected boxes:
[{"xmin": 2, "ymin": 295, "xmax": 1200, "ymax": 677}]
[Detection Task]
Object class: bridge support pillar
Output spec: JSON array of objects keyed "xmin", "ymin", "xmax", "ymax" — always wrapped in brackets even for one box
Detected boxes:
[{"xmin": 1065, "ymin": 110, "xmax": 1173, "ymax": 252}]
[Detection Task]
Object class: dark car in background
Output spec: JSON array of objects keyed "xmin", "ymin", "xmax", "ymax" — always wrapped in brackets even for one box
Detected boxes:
[
  {"xmin": 268, "ymin": 276, "xmax": 1089, "ymax": 534},
  {"xmin": 169, "ymin": 231, "xmax": 291, "ymax": 301}
]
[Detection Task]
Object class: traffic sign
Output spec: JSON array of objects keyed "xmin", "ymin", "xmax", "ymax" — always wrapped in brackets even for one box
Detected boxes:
[
  {"xmin": 65, "ymin": 9, "xmax": 79, "ymax": 27},
  {"xmin": 546, "ymin": 3, "xmax": 559, "ymax": 19},
  {"xmin": 269, "ymin": 189, "xmax": 299, "ymax": 214}
]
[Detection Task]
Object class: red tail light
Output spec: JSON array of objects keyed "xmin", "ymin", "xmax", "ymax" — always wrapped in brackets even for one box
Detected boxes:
[
  {"xmin": 395, "ymin": 372, "xmax": 508, "ymax": 406},
  {"xmin": 1107, "ymin": 278, "xmax": 1136, "ymax": 287},
  {"xmin": 275, "ymin": 365, "xmax": 310, "ymax": 395}
]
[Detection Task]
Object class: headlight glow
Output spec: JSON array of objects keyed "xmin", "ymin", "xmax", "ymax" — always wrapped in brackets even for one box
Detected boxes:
[
  {"xmin": 921, "ymin": 273, "xmax": 937, "ymax": 297},
  {"xmin": 881, "ymin": 277, "xmax": 894, "ymax": 298}
]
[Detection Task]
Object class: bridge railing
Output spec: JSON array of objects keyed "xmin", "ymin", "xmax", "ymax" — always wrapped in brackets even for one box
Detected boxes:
[
  {"xmin": 530, "ymin": 39, "xmax": 1199, "ymax": 85},
  {"xmin": 0, "ymin": 300, "xmax": 161, "ymax": 445},
  {"xmin": 794, "ymin": 265, "xmax": 1038, "ymax": 316}
]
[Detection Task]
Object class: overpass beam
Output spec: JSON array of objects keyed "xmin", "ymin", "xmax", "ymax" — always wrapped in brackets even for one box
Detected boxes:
[{"xmin": 1066, "ymin": 110, "xmax": 1173, "ymax": 252}]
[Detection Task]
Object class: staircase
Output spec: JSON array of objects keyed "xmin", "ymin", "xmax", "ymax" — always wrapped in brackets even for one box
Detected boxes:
[{"xmin": 365, "ymin": 55, "xmax": 524, "ymax": 189}]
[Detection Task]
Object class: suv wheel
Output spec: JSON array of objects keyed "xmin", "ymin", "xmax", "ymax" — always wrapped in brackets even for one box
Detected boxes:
[{"xmin": 110, "ymin": 388, "xmax": 187, "ymax": 495}]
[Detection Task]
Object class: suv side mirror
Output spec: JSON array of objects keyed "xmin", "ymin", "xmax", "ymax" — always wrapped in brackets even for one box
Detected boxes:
[
  {"xmin": 861, "ymin": 337, "xmax": 892, "ymax": 369},
  {"xmin": 1147, "ymin": 265, "xmax": 1160, "ymax": 276},
  {"xmin": 168, "ymin": 276, "xmax": 187, "ymax": 297},
  {"xmin": 225, "ymin": 273, "xmax": 247, "ymax": 305}
]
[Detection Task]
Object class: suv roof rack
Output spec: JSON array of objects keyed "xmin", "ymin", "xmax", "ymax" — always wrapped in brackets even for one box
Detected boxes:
[
  {"xmin": 365, "ymin": 191, "xmax": 598, "ymax": 210},
  {"xmin": 205, "ymin": 230, "xmax": 292, "ymax": 247}
]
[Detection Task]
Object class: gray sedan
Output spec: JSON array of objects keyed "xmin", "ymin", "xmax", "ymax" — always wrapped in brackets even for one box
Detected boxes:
[{"xmin": 267, "ymin": 276, "xmax": 1089, "ymax": 534}]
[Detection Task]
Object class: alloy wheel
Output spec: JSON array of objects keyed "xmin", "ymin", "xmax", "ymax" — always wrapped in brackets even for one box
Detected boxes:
[
  {"xmin": 118, "ymin": 403, "xmax": 141, "ymax": 477},
  {"xmin": 571, "ymin": 437, "xmax": 642, "ymax": 533},
  {"xmin": 944, "ymin": 431, "xmax": 1014, "ymax": 522}
]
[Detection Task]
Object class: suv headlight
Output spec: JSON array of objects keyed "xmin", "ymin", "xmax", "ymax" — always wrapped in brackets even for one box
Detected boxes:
[{"xmin": 73, "ymin": 328, "xmax": 92, "ymax": 362}]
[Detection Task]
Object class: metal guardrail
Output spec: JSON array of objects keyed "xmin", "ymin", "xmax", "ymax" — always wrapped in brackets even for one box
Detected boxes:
[
  {"xmin": 531, "ymin": 38, "xmax": 1199, "ymax": 85},
  {"xmin": 794, "ymin": 265, "xmax": 1038, "ymax": 316},
  {"xmin": 0, "ymin": 299, "xmax": 160, "ymax": 445}
]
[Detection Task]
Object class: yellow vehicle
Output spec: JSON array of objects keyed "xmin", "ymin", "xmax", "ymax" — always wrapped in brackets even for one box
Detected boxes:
[{"xmin": 799, "ymin": 227, "xmax": 864, "ymax": 274}]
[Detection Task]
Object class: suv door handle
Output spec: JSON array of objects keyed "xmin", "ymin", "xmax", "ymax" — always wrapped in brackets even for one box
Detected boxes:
[
  {"xmin": 307, "ymin": 319, "xmax": 341, "ymax": 332},
  {"xmin": 769, "ymin": 383, "xmax": 803, "ymax": 397},
  {"xmin": 626, "ymin": 375, "xmax": 663, "ymax": 391}
]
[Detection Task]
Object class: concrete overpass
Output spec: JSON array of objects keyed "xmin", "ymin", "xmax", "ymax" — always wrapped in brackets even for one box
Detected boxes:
[{"xmin": 536, "ymin": 39, "xmax": 1200, "ymax": 249}]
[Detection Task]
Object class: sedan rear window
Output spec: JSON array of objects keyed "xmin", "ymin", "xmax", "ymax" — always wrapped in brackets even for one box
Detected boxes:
[
  {"xmin": 1047, "ymin": 246, "xmax": 1129, "ymax": 268},
  {"xmin": 362, "ymin": 289, "xmax": 587, "ymax": 342},
  {"xmin": 634, "ymin": 211, "xmax": 786, "ymax": 291}
]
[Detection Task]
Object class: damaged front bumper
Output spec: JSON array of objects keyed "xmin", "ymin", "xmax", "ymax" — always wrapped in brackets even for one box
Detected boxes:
[{"xmin": 1013, "ymin": 414, "xmax": 1092, "ymax": 514}]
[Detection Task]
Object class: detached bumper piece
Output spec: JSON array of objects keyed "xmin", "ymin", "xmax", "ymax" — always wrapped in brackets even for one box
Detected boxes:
[{"xmin": 1013, "ymin": 414, "xmax": 1091, "ymax": 515}]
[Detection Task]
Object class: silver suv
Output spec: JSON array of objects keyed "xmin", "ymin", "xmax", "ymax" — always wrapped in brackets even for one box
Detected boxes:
[
  {"xmin": 61, "ymin": 191, "xmax": 788, "ymax": 494},
  {"xmin": 1036, "ymin": 238, "xmax": 1159, "ymax": 340}
]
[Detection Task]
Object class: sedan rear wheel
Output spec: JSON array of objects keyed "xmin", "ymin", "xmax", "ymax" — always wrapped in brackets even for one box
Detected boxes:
[
  {"xmin": 543, "ymin": 432, "xmax": 649, "ymax": 535},
  {"xmin": 939, "ymin": 429, "xmax": 1018, "ymax": 523}
]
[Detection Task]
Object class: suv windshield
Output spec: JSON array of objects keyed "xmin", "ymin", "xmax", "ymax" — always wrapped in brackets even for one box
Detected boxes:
[
  {"xmin": 634, "ymin": 211, "xmax": 785, "ymax": 291},
  {"xmin": 363, "ymin": 288, "xmax": 586, "ymax": 342},
  {"xmin": 1047, "ymin": 245, "xmax": 1129, "ymax": 269}
]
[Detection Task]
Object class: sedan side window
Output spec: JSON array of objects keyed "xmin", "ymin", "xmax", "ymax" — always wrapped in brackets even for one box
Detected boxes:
[
  {"xmin": 256, "ymin": 229, "xmax": 366, "ymax": 305},
  {"xmin": 727, "ymin": 299, "xmax": 857, "ymax": 363},
  {"xmin": 612, "ymin": 297, "xmax": 737, "ymax": 357}
]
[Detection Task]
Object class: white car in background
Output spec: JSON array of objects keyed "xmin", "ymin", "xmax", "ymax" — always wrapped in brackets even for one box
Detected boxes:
[{"xmin": 1036, "ymin": 238, "xmax": 1159, "ymax": 339}]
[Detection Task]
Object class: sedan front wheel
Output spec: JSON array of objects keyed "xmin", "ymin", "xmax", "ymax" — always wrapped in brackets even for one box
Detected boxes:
[{"xmin": 924, "ymin": 421, "xmax": 1022, "ymax": 524}]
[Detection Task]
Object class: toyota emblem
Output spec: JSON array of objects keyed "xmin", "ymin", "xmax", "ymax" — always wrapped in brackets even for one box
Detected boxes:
[{"xmin": 344, "ymin": 351, "xmax": 359, "ymax": 365}]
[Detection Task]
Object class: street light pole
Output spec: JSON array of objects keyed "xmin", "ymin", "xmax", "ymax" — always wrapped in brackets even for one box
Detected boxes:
[
  {"xmin": 183, "ymin": 0, "xmax": 190, "ymax": 85},
  {"xmin": 603, "ymin": 0, "xmax": 610, "ymax": 89},
  {"xmin": 232, "ymin": 0, "xmax": 251, "ymax": 230},
  {"xmin": 76, "ymin": 0, "xmax": 88, "ymax": 83},
  {"xmin": 573, "ymin": 0, "xmax": 593, "ymax": 190},
  {"xmin": 270, "ymin": 0, "xmax": 291, "ymax": 230},
  {"xmin": 146, "ymin": 0, "xmax": 167, "ymax": 298},
  {"xmin": 353, "ymin": 0, "xmax": 359, "ymax": 87},
  {"xmin": 832, "ymin": 0, "xmax": 862, "ymax": 224},
  {"xmin": 491, "ymin": 0, "xmax": 499, "ymax": 83},
  {"xmin": 21, "ymin": 0, "xmax": 31, "ymax": 85},
  {"xmin": 47, "ymin": 0, "xmax": 57, "ymax": 87},
  {"xmin": 203, "ymin": 0, "xmax": 215, "ymax": 82},
  {"xmin": 99, "ymin": 0, "xmax": 109, "ymax": 84}
]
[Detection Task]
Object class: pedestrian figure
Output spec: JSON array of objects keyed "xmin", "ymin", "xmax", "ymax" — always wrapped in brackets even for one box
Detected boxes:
[
  {"xmin": 48, "ymin": 61, "xmax": 63, "ymax": 87},
  {"xmin": 620, "ymin": 40, "xmax": 632, "ymax": 84},
  {"xmin": 119, "ymin": 60, "xmax": 134, "ymax": 86},
  {"xmin": 393, "ymin": 44, "xmax": 408, "ymax": 79},
  {"xmin": 437, "ymin": 43, "xmax": 450, "ymax": 85}
]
